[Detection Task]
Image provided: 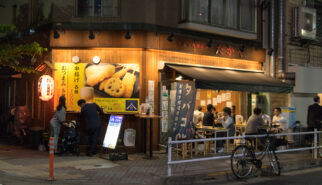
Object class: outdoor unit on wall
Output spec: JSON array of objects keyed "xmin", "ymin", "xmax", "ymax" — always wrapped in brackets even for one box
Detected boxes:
[{"xmin": 293, "ymin": 7, "xmax": 317, "ymax": 40}]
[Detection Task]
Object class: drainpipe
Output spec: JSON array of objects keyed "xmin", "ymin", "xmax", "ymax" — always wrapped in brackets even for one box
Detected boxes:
[
  {"xmin": 277, "ymin": 0, "xmax": 286, "ymax": 79},
  {"xmin": 269, "ymin": 0, "xmax": 276, "ymax": 78}
]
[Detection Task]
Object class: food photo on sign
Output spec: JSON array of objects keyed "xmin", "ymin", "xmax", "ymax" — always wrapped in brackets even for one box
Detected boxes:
[{"xmin": 84, "ymin": 64, "xmax": 140, "ymax": 98}]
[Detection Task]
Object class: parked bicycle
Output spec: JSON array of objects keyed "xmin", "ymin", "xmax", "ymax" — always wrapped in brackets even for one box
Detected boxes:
[{"xmin": 230, "ymin": 129, "xmax": 281, "ymax": 178}]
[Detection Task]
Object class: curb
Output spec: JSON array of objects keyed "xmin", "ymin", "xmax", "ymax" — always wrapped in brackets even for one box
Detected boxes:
[{"xmin": 162, "ymin": 159, "xmax": 322, "ymax": 185}]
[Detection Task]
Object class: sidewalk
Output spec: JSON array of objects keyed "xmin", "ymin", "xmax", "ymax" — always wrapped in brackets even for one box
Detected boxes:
[{"xmin": 0, "ymin": 144, "xmax": 321, "ymax": 185}]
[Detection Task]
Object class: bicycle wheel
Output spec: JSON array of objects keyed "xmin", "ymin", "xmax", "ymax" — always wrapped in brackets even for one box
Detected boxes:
[
  {"xmin": 268, "ymin": 149, "xmax": 280, "ymax": 176},
  {"xmin": 231, "ymin": 145, "xmax": 254, "ymax": 178}
]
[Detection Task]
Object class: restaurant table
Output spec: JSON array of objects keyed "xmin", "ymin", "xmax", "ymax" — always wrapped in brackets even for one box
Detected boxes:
[
  {"xmin": 135, "ymin": 114, "xmax": 161, "ymax": 159},
  {"xmin": 196, "ymin": 126, "xmax": 229, "ymax": 153},
  {"xmin": 235, "ymin": 123, "xmax": 247, "ymax": 134}
]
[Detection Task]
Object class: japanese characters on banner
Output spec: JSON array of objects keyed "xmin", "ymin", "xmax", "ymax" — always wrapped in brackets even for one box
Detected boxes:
[
  {"xmin": 54, "ymin": 63, "xmax": 140, "ymax": 113},
  {"xmin": 54, "ymin": 63, "xmax": 85, "ymax": 111},
  {"xmin": 171, "ymin": 81, "xmax": 196, "ymax": 140}
]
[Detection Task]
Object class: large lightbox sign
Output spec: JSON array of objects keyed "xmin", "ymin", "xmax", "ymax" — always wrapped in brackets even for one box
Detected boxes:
[{"xmin": 103, "ymin": 115, "xmax": 124, "ymax": 149}]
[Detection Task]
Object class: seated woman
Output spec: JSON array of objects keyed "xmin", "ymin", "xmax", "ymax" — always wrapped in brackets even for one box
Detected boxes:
[{"xmin": 215, "ymin": 107, "xmax": 235, "ymax": 153}]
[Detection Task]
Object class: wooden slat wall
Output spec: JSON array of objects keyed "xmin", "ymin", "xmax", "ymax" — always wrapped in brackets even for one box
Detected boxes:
[{"xmin": 195, "ymin": 90, "xmax": 241, "ymax": 115}]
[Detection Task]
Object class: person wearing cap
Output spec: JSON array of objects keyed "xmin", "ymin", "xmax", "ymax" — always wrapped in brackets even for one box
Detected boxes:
[{"xmin": 50, "ymin": 95, "xmax": 66, "ymax": 153}]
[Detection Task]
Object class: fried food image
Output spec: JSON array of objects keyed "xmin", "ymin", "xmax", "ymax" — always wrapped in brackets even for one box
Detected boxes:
[
  {"xmin": 85, "ymin": 64, "xmax": 115, "ymax": 86},
  {"xmin": 104, "ymin": 77, "xmax": 125, "ymax": 97},
  {"xmin": 122, "ymin": 72, "xmax": 136, "ymax": 98},
  {"xmin": 99, "ymin": 79, "xmax": 108, "ymax": 91},
  {"xmin": 112, "ymin": 68, "xmax": 128, "ymax": 78}
]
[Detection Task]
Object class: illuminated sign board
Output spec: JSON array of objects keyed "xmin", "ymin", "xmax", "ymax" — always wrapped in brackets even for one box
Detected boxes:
[{"xmin": 103, "ymin": 115, "xmax": 124, "ymax": 149}]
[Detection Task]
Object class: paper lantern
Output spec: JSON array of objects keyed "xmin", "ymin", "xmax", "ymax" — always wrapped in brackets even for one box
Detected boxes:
[{"xmin": 38, "ymin": 75, "xmax": 54, "ymax": 101}]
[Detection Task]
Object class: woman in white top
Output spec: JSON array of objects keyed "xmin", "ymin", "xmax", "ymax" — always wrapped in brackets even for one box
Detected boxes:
[
  {"xmin": 218, "ymin": 107, "xmax": 235, "ymax": 136},
  {"xmin": 216, "ymin": 107, "xmax": 235, "ymax": 153}
]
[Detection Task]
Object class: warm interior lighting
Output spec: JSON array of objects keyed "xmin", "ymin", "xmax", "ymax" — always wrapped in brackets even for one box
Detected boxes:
[
  {"xmin": 176, "ymin": 75, "xmax": 183, "ymax": 80},
  {"xmin": 38, "ymin": 75, "xmax": 54, "ymax": 101}
]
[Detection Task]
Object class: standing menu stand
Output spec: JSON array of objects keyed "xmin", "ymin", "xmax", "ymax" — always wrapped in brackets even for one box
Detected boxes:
[
  {"xmin": 102, "ymin": 115, "xmax": 128, "ymax": 161},
  {"xmin": 135, "ymin": 114, "xmax": 161, "ymax": 159}
]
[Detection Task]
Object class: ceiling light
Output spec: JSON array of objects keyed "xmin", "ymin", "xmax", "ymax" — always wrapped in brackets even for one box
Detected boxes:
[
  {"xmin": 239, "ymin": 45, "xmax": 246, "ymax": 52},
  {"xmin": 125, "ymin": 31, "xmax": 131, "ymax": 39},
  {"xmin": 167, "ymin": 33, "xmax": 174, "ymax": 42},
  {"xmin": 268, "ymin": 48, "xmax": 274, "ymax": 56},
  {"xmin": 176, "ymin": 75, "xmax": 182, "ymax": 80},
  {"xmin": 207, "ymin": 40, "xmax": 213, "ymax": 48},
  {"xmin": 89, "ymin": 30, "xmax": 95, "ymax": 40},
  {"xmin": 53, "ymin": 29, "xmax": 60, "ymax": 39}
]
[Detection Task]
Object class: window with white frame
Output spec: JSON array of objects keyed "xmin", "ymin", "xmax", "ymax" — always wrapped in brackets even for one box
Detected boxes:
[
  {"xmin": 77, "ymin": 0, "xmax": 120, "ymax": 17},
  {"xmin": 181, "ymin": 0, "xmax": 257, "ymax": 33}
]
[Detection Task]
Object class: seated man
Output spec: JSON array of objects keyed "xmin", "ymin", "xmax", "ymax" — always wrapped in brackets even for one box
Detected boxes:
[
  {"xmin": 246, "ymin": 107, "xmax": 265, "ymax": 135},
  {"xmin": 202, "ymin": 104, "xmax": 215, "ymax": 127},
  {"xmin": 193, "ymin": 106, "xmax": 204, "ymax": 127},
  {"xmin": 272, "ymin": 107, "xmax": 288, "ymax": 132},
  {"xmin": 245, "ymin": 107, "xmax": 266, "ymax": 149}
]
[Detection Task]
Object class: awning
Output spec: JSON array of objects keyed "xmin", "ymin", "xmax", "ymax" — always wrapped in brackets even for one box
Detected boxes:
[{"xmin": 166, "ymin": 64, "xmax": 293, "ymax": 93}]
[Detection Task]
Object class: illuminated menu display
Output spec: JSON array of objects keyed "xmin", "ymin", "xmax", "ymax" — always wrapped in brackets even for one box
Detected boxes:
[{"xmin": 103, "ymin": 115, "xmax": 124, "ymax": 149}]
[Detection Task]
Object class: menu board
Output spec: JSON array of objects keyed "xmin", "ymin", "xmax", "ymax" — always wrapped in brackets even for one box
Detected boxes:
[
  {"xmin": 103, "ymin": 115, "xmax": 124, "ymax": 149},
  {"xmin": 54, "ymin": 63, "xmax": 140, "ymax": 113}
]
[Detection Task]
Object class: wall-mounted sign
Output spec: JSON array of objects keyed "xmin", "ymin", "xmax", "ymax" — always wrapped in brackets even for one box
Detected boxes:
[
  {"xmin": 54, "ymin": 63, "xmax": 140, "ymax": 112},
  {"xmin": 38, "ymin": 75, "xmax": 54, "ymax": 101},
  {"xmin": 103, "ymin": 115, "xmax": 124, "ymax": 149}
]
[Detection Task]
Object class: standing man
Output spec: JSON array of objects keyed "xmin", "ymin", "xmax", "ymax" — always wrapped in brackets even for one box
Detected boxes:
[
  {"xmin": 78, "ymin": 99, "xmax": 104, "ymax": 156},
  {"xmin": 307, "ymin": 96, "xmax": 322, "ymax": 131}
]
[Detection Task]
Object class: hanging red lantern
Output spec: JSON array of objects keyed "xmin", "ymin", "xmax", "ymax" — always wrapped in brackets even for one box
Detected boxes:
[{"xmin": 38, "ymin": 75, "xmax": 54, "ymax": 101}]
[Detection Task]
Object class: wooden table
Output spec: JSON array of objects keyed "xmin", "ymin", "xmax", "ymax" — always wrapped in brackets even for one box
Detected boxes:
[
  {"xmin": 196, "ymin": 126, "xmax": 229, "ymax": 153},
  {"xmin": 235, "ymin": 123, "xmax": 247, "ymax": 134},
  {"xmin": 135, "ymin": 114, "xmax": 161, "ymax": 159}
]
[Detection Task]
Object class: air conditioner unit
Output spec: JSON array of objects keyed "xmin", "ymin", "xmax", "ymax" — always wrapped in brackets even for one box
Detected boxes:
[{"xmin": 293, "ymin": 7, "xmax": 317, "ymax": 40}]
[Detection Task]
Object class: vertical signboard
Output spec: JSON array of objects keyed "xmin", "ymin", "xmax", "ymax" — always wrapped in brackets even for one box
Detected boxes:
[{"xmin": 171, "ymin": 81, "xmax": 196, "ymax": 140}]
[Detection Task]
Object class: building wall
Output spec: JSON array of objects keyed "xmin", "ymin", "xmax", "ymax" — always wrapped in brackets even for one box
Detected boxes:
[
  {"xmin": 286, "ymin": 0, "xmax": 322, "ymax": 68},
  {"xmin": 52, "ymin": 0, "xmax": 180, "ymax": 27},
  {"xmin": 284, "ymin": 0, "xmax": 322, "ymax": 127}
]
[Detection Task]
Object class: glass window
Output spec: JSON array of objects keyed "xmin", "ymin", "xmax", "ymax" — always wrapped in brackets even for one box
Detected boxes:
[
  {"xmin": 224, "ymin": 0, "xmax": 238, "ymax": 28},
  {"xmin": 210, "ymin": 0, "xmax": 224, "ymax": 26},
  {"xmin": 240, "ymin": 0, "xmax": 256, "ymax": 32},
  {"xmin": 78, "ymin": 0, "xmax": 92, "ymax": 17},
  {"xmin": 77, "ymin": 0, "xmax": 119, "ymax": 17},
  {"xmin": 182, "ymin": 0, "xmax": 257, "ymax": 33},
  {"xmin": 190, "ymin": 0, "xmax": 209, "ymax": 23}
]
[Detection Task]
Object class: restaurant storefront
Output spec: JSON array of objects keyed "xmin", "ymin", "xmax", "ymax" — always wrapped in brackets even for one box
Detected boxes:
[{"xmin": 50, "ymin": 30, "xmax": 291, "ymax": 153}]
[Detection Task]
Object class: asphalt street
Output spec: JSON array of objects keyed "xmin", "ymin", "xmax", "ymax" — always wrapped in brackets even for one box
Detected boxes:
[{"xmin": 214, "ymin": 167, "xmax": 322, "ymax": 185}]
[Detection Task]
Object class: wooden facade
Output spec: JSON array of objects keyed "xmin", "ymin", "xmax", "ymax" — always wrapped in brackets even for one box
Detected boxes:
[{"xmin": 49, "ymin": 30, "xmax": 264, "ymax": 152}]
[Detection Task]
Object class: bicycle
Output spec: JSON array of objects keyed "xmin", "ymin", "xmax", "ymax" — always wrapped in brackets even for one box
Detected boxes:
[{"xmin": 230, "ymin": 129, "xmax": 281, "ymax": 178}]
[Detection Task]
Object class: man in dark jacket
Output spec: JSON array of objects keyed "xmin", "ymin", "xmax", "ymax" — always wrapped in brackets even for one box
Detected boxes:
[
  {"xmin": 203, "ymin": 104, "xmax": 215, "ymax": 127},
  {"xmin": 78, "ymin": 99, "xmax": 104, "ymax": 156},
  {"xmin": 307, "ymin": 96, "xmax": 322, "ymax": 145},
  {"xmin": 307, "ymin": 96, "xmax": 322, "ymax": 130}
]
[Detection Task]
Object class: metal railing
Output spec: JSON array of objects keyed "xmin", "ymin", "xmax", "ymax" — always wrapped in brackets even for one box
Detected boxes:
[{"xmin": 167, "ymin": 129, "xmax": 322, "ymax": 176}]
